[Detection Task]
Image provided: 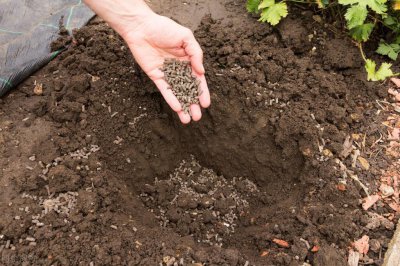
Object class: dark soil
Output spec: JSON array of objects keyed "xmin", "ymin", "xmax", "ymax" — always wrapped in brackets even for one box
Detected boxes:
[{"xmin": 0, "ymin": 1, "xmax": 396, "ymax": 266}]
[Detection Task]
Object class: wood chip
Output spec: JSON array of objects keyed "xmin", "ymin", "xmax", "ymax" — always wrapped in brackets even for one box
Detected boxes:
[
  {"xmin": 383, "ymin": 219, "xmax": 400, "ymax": 265},
  {"xmin": 348, "ymin": 249, "xmax": 360, "ymax": 266},
  {"xmin": 390, "ymin": 77, "xmax": 400, "ymax": 88},
  {"xmin": 33, "ymin": 81, "xmax": 43, "ymax": 95},
  {"xmin": 389, "ymin": 128, "xmax": 400, "ymax": 140},
  {"xmin": 388, "ymin": 202, "xmax": 400, "ymax": 212},
  {"xmin": 311, "ymin": 245, "xmax": 320, "ymax": 252},
  {"xmin": 337, "ymin": 183, "xmax": 347, "ymax": 191},
  {"xmin": 272, "ymin": 238, "xmax": 290, "ymax": 248},
  {"xmin": 340, "ymin": 136, "xmax": 353, "ymax": 158},
  {"xmin": 362, "ymin": 194, "xmax": 380, "ymax": 210},
  {"xmin": 354, "ymin": 235, "xmax": 369, "ymax": 254},
  {"xmin": 357, "ymin": 156, "xmax": 370, "ymax": 170}
]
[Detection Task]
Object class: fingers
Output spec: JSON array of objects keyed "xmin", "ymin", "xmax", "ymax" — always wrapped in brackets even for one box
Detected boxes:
[
  {"xmin": 190, "ymin": 104, "xmax": 202, "ymax": 121},
  {"xmin": 178, "ymin": 111, "xmax": 191, "ymax": 124},
  {"xmin": 181, "ymin": 30, "xmax": 210, "ymax": 109},
  {"xmin": 153, "ymin": 78, "xmax": 182, "ymax": 112},
  {"xmin": 183, "ymin": 31, "xmax": 205, "ymax": 75},
  {"xmin": 177, "ymin": 104, "xmax": 201, "ymax": 123},
  {"xmin": 198, "ymin": 74, "xmax": 210, "ymax": 108},
  {"xmin": 190, "ymin": 72, "xmax": 210, "ymax": 109},
  {"xmin": 152, "ymin": 73, "xmax": 205, "ymax": 124}
]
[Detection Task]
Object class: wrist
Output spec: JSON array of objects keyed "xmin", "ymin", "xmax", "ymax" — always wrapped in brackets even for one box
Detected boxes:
[
  {"xmin": 115, "ymin": 8, "xmax": 156, "ymax": 40},
  {"xmin": 84, "ymin": 0, "xmax": 156, "ymax": 38}
]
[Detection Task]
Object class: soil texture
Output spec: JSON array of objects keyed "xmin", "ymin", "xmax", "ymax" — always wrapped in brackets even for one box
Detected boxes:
[{"xmin": 0, "ymin": 1, "xmax": 397, "ymax": 266}]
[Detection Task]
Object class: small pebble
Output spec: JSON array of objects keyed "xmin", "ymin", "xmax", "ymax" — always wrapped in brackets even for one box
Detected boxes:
[{"xmin": 110, "ymin": 225, "xmax": 118, "ymax": 230}]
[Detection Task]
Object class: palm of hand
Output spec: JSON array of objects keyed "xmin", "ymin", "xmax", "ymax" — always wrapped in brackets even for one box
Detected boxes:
[{"xmin": 123, "ymin": 14, "xmax": 210, "ymax": 123}]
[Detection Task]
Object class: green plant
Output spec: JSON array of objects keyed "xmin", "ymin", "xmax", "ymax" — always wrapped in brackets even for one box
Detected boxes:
[
  {"xmin": 247, "ymin": 0, "xmax": 289, "ymax": 25},
  {"xmin": 377, "ymin": 37, "xmax": 400, "ymax": 60},
  {"xmin": 247, "ymin": 0, "xmax": 400, "ymax": 81}
]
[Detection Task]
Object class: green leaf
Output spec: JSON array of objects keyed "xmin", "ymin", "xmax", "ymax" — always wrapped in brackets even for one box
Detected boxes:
[
  {"xmin": 339, "ymin": 0, "xmax": 387, "ymax": 14},
  {"xmin": 376, "ymin": 41, "xmax": 400, "ymax": 60},
  {"xmin": 376, "ymin": 62, "xmax": 393, "ymax": 80},
  {"xmin": 259, "ymin": 0, "xmax": 275, "ymax": 9},
  {"xmin": 365, "ymin": 59, "xmax": 393, "ymax": 81},
  {"xmin": 349, "ymin": 23, "xmax": 374, "ymax": 42},
  {"xmin": 247, "ymin": 0, "xmax": 262, "ymax": 13},
  {"xmin": 383, "ymin": 15, "xmax": 397, "ymax": 26},
  {"xmin": 364, "ymin": 0, "xmax": 387, "ymax": 14},
  {"xmin": 259, "ymin": 2, "xmax": 288, "ymax": 25},
  {"xmin": 365, "ymin": 59, "xmax": 377, "ymax": 81},
  {"xmin": 345, "ymin": 5, "xmax": 368, "ymax": 29},
  {"xmin": 338, "ymin": 0, "xmax": 360, "ymax": 5}
]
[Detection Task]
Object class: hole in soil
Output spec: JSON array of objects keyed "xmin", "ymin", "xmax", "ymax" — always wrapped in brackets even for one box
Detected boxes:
[
  {"xmin": 3, "ymin": 8, "xmax": 387, "ymax": 265},
  {"xmin": 69, "ymin": 15, "xmax": 361, "ymax": 263},
  {"xmin": 136, "ymin": 98, "xmax": 306, "ymax": 245}
]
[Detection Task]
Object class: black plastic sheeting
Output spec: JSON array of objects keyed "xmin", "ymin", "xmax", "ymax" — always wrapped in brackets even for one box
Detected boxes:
[{"xmin": 0, "ymin": 0, "xmax": 94, "ymax": 97}]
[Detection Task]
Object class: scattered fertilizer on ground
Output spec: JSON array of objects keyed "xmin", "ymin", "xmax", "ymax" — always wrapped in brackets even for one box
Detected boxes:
[
  {"xmin": 141, "ymin": 156, "xmax": 261, "ymax": 246},
  {"xmin": 162, "ymin": 59, "xmax": 201, "ymax": 114}
]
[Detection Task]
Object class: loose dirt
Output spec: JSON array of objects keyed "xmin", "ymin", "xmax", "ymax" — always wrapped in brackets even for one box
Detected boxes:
[{"xmin": 0, "ymin": 1, "xmax": 397, "ymax": 265}]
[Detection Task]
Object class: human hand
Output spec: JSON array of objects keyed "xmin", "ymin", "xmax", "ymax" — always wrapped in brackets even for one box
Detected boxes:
[{"xmin": 120, "ymin": 13, "xmax": 210, "ymax": 124}]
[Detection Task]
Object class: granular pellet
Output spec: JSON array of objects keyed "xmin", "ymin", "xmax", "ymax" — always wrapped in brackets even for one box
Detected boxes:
[
  {"xmin": 140, "ymin": 156, "xmax": 262, "ymax": 246},
  {"xmin": 162, "ymin": 58, "xmax": 201, "ymax": 114}
]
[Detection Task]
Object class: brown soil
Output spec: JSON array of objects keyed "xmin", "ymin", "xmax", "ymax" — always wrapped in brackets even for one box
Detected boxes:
[{"xmin": 0, "ymin": 1, "xmax": 396, "ymax": 266}]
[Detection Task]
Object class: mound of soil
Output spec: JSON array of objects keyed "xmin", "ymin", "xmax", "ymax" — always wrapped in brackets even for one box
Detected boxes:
[{"xmin": 0, "ymin": 2, "xmax": 395, "ymax": 266}]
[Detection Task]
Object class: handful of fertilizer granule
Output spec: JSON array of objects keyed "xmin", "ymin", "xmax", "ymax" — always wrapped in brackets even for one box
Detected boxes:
[{"xmin": 162, "ymin": 58, "xmax": 202, "ymax": 114}]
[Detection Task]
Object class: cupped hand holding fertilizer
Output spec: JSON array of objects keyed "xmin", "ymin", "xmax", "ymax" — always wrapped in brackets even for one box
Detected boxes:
[
  {"xmin": 125, "ymin": 17, "xmax": 210, "ymax": 124},
  {"xmin": 84, "ymin": 0, "xmax": 210, "ymax": 124}
]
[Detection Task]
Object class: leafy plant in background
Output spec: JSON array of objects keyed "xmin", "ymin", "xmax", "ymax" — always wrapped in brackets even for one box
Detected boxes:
[{"xmin": 246, "ymin": 0, "xmax": 400, "ymax": 81}]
